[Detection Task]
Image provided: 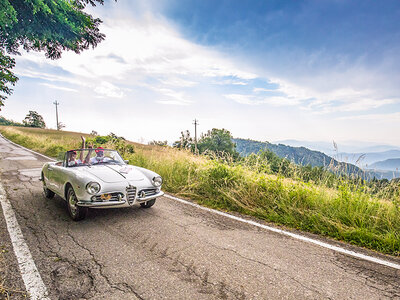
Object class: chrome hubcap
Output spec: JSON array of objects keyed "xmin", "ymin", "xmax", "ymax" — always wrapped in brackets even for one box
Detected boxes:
[{"xmin": 69, "ymin": 193, "xmax": 78, "ymax": 216}]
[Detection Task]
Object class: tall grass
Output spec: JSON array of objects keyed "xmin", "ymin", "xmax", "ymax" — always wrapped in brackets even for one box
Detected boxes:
[{"xmin": 1, "ymin": 125, "xmax": 399, "ymax": 256}]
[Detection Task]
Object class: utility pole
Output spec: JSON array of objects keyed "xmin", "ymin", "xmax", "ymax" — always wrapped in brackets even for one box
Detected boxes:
[
  {"xmin": 53, "ymin": 101, "xmax": 59, "ymax": 130},
  {"xmin": 193, "ymin": 119, "xmax": 199, "ymax": 154}
]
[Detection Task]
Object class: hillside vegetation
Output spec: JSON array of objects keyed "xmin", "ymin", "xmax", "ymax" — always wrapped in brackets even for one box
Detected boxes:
[
  {"xmin": 234, "ymin": 138, "xmax": 397, "ymax": 180},
  {"xmin": 1, "ymin": 125, "xmax": 399, "ymax": 256}
]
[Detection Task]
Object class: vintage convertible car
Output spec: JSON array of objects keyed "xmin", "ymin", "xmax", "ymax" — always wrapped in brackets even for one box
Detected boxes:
[{"xmin": 41, "ymin": 148, "xmax": 164, "ymax": 221}]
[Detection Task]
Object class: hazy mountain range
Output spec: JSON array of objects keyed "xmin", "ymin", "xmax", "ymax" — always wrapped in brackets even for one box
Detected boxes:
[
  {"xmin": 274, "ymin": 139, "xmax": 400, "ymax": 172},
  {"xmin": 369, "ymin": 159, "xmax": 400, "ymax": 171},
  {"xmin": 275, "ymin": 139, "xmax": 400, "ymax": 155},
  {"xmin": 234, "ymin": 138, "xmax": 400, "ymax": 180}
]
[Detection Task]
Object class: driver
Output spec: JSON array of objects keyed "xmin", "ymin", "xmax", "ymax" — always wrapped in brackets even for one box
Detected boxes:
[{"xmin": 89, "ymin": 147, "xmax": 112, "ymax": 164}]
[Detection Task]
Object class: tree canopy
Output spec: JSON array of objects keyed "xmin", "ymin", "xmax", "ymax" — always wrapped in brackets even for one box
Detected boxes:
[
  {"xmin": 23, "ymin": 110, "xmax": 46, "ymax": 128},
  {"xmin": 197, "ymin": 128, "xmax": 238, "ymax": 157},
  {"xmin": 0, "ymin": 0, "xmax": 110, "ymax": 108}
]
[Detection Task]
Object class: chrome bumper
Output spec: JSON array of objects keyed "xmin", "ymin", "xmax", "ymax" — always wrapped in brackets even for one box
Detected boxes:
[
  {"xmin": 136, "ymin": 191, "xmax": 164, "ymax": 203},
  {"xmin": 77, "ymin": 200, "xmax": 126, "ymax": 207},
  {"xmin": 76, "ymin": 190, "xmax": 164, "ymax": 207}
]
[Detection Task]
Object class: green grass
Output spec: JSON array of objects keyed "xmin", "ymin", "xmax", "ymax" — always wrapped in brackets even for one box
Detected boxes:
[{"xmin": 1, "ymin": 125, "xmax": 399, "ymax": 256}]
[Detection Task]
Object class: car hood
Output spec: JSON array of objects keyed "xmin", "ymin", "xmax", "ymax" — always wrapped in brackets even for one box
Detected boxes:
[{"xmin": 83, "ymin": 165, "xmax": 145, "ymax": 183}]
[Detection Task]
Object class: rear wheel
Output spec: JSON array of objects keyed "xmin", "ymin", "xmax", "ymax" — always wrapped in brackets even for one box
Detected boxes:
[
  {"xmin": 67, "ymin": 186, "xmax": 88, "ymax": 221},
  {"xmin": 42, "ymin": 173, "xmax": 55, "ymax": 199},
  {"xmin": 140, "ymin": 199, "xmax": 156, "ymax": 208}
]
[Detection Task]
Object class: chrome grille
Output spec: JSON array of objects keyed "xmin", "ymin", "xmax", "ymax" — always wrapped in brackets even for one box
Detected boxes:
[
  {"xmin": 126, "ymin": 186, "xmax": 137, "ymax": 205},
  {"xmin": 138, "ymin": 188, "xmax": 158, "ymax": 198},
  {"xmin": 94, "ymin": 193, "xmax": 121, "ymax": 202}
]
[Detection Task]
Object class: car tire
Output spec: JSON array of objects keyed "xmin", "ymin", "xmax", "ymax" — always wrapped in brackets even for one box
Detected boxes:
[
  {"xmin": 42, "ymin": 173, "xmax": 55, "ymax": 199},
  {"xmin": 67, "ymin": 186, "xmax": 88, "ymax": 221},
  {"xmin": 140, "ymin": 199, "xmax": 156, "ymax": 208}
]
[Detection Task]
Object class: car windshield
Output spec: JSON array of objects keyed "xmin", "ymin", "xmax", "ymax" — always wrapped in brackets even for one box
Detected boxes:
[{"xmin": 66, "ymin": 149, "xmax": 126, "ymax": 167}]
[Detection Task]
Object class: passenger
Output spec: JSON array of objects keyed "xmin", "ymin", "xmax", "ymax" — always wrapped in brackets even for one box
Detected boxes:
[{"xmin": 67, "ymin": 136, "xmax": 86, "ymax": 167}]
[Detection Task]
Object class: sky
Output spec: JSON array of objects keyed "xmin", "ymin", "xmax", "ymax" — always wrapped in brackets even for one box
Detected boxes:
[{"xmin": 2, "ymin": 0, "xmax": 400, "ymax": 148}]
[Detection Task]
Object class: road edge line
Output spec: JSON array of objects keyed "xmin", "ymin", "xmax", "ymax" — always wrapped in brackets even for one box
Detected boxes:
[
  {"xmin": 0, "ymin": 183, "xmax": 50, "ymax": 299},
  {"xmin": 164, "ymin": 194, "xmax": 400, "ymax": 270}
]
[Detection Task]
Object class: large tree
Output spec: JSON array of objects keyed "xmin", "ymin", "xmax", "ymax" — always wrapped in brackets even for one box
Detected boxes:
[
  {"xmin": 0, "ymin": 0, "xmax": 110, "ymax": 109},
  {"xmin": 23, "ymin": 110, "xmax": 46, "ymax": 128},
  {"xmin": 197, "ymin": 128, "xmax": 238, "ymax": 157}
]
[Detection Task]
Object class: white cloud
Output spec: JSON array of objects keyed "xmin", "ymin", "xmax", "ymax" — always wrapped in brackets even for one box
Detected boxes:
[
  {"xmin": 253, "ymin": 87, "xmax": 277, "ymax": 92},
  {"xmin": 94, "ymin": 81, "xmax": 124, "ymax": 98},
  {"xmin": 153, "ymin": 87, "xmax": 192, "ymax": 105},
  {"xmin": 39, "ymin": 83, "xmax": 78, "ymax": 93},
  {"xmin": 224, "ymin": 94, "xmax": 301, "ymax": 106}
]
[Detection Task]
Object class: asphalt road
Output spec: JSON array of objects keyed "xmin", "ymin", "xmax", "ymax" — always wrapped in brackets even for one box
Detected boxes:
[{"xmin": 0, "ymin": 135, "xmax": 399, "ymax": 299}]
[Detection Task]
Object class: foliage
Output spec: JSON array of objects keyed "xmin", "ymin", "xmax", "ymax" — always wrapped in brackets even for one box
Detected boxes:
[
  {"xmin": 0, "ymin": 0, "xmax": 111, "ymax": 106},
  {"xmin": 57, "ymin": 122, "xmax": 65, "ymax": 130},
  {"xmin": 149, "ymin": 140, "xmax": 168, "ymax": 146},
  {"xmin": 173, "ymin": 130, "xmax": 193, "ymax": 150},
  {"xmin": 0, "ymin": 50, "xmax": 18, "ymax": 110},
  {"xmin": 22, "ymin": 111, "xmax": 46, "ymax": 128},
  {"xmin": 0, "ymin": 116, "xmax": 22, "ymax": 126},
  {"xmin": 197, "ymin": 128, "xmax": 238, "ymax": 157},
  {"xmin": 233, "ymin": 138, "xmax": 388, "ymax": 180},
  {"xmin": 86, "ymin": 133, "xmax": 134, "ymax": 156}
]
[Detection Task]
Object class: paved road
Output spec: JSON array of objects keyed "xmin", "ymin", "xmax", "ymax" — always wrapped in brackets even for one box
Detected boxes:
[{"xmin": 0, "ymin": 135, "xmax": 399, "ymax": 299}]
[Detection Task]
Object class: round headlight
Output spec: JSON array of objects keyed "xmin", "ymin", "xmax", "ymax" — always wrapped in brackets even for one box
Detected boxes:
[
  {"xmin": 152, "ymin": 176, "xmax": 163, "ymax": 187},
  {"xmin": 86, "ymin": 182, "xmax": 101, "ymax": 195}
]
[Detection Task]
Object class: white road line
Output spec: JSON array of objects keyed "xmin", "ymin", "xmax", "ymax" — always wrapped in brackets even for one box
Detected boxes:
[
  {"xmin": 164, "ymin": 194, "xmax": 400, "ymax": 270},
  {"xmin": 0, "ymin": 183, "xmax": 50, "ymax": 300},
  {"xmin": 2, "ymin": 133, "xmax": 399, "ymax": 271}
]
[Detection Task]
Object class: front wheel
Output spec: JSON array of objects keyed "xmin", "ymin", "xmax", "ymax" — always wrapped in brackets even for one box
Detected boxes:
[
  {"xmin": 140, "ymin": 199, "xmax": 156, "ymax": 208},
  {"xmin": 67, "ymin": 186, "xmax": 88, "ymax": 221}
]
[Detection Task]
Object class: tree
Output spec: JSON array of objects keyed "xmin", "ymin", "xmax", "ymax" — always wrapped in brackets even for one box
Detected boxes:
[
  {"xmin": 149, "ymin": 140, "xmax": 168, "ymax": 146},
  {"xmin": 0, "ymin": 0, "xmax": 111, "ymax": 108},
  {"xmin": 23, "ymin": 111, "xmax": 46, "ymax": 128},
  {"xmin": 197, "ymin": 128, "xmax": 238, "ymax": 157},
  {"xmin": 57, "ymin": 122, "xmax": 65, "ymax": 130},
  {"xmin": 0, "ymin": 50, "xmax": 18, "ymax": 110},
  {"xmin": 173, "ymin": 130, "xmax": 193, "ymax": 150}
]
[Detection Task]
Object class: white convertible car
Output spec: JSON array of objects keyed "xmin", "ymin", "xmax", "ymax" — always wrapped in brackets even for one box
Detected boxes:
[{"xmin": 41, "ymin": 148, "xmax": 164, "ymax": 221}]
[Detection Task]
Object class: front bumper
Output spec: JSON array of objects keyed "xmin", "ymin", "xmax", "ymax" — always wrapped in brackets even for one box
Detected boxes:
[{"xmin": 76, "ymin": 190, "xmax": 164, "ymax": 208}]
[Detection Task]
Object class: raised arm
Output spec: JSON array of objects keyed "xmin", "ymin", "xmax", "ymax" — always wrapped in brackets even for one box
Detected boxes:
[
  {"xmin": 79, "ymin": 136, "xmax": 86, "ymax": 162},
  {"xmin": 84, "ymin": 144, "xmax": 93, "ymax": 163}
]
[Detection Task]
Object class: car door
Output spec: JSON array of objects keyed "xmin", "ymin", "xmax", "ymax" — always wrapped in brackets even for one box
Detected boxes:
[{"xmin": 44, "ymin": 163, "xmax": 58, "ymax": 192}]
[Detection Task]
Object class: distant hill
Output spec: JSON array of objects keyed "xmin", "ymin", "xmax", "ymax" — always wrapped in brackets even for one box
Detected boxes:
[
  {"xmin": 234, "ymin": 138, "xmax": 335, "ymax": 167},
  {"xmin": 233, "ymin": 138, "xmax": 400, "ymax": 180},
  {"xmin": 368, "ymin": 158, "xmax": 400, "ymax": 171},
  {"xmin": 275, "ymin": 139, "xmax": 400, "ymax": 155},
  {"xmin": 335, "ymin": 150, "xmax": 400, "ymax": 166}
]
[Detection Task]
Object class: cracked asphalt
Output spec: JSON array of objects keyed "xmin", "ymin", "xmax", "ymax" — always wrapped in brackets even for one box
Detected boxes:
[{"xmin": 0, "ymin": 136, "xmax": 400, "ymax": 299}]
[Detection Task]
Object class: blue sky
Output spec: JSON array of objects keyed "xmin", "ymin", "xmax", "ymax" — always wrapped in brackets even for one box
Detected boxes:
[{"xmin": 2, "ymin": 0, "xmax": 400, "ymax": 147}]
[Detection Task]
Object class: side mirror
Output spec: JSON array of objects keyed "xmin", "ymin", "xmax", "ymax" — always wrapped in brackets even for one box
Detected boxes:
[{"xmin": 124, "ymin": 160, "xmax": 129, "ymax": 164}]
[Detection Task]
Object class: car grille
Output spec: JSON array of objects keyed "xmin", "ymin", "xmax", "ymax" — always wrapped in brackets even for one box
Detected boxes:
[
  {"xmin": 94, "ymin": 192, "xmax": 121, "ymax": 202},
  {"xmin": 126, "ymin": 186, "xmax": 137, "ymax": 205},
  {"xmin": 138, "ymin": 188, "xmax": 158, "ymax": 198}
]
